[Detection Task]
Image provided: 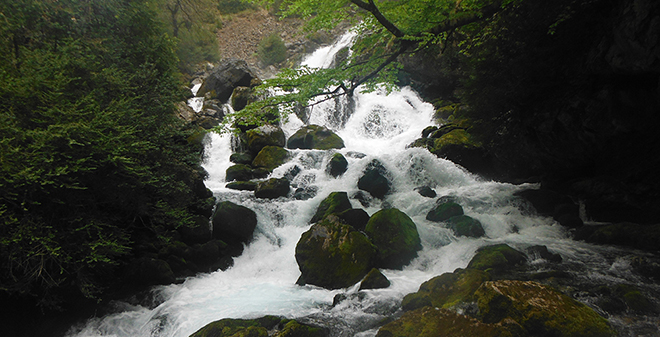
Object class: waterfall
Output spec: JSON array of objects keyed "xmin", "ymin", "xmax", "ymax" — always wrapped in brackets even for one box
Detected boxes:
[{"xmin": 65, "ymin": 31, "xmax": 658, "ymax": 337}]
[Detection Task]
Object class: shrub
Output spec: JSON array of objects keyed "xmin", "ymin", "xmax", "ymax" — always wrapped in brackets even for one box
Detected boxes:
[{"xmin": 258, "ymin": 33, "xmax": 287, "ymax": 66}]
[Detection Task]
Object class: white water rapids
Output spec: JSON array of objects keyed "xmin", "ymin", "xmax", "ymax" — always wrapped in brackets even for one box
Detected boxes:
[{"xmin": 66, "ymin": 32, "xmax": 657, "ymax": 337}]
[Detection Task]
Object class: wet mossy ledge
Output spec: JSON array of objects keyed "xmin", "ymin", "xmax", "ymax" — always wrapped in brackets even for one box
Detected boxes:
[{"xmin": 189, "ymin": 316, "xmax": 327, "ymax": 337}]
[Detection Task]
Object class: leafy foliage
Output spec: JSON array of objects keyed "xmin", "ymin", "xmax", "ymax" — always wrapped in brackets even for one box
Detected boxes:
[
  {"xmin": 258, "ymin": 33, "xmax": 287, "ymax": 66},
  {"xmin": 0, "ymin": 0, "xmax": 208, "ymax": 307}
]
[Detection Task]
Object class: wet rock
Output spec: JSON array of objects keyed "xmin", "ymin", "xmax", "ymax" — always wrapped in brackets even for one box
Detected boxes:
[
  {"xmin": 226, "ymin": 181, "xmax": 258, "ymax": 191},
  {"xmin": 357, "ymin": 160, "xmax": 392, "ymax": 199},
  {"xmin": 336, "ymin": 208, "xmax": 370, "ymax": 232},
  {"xmin": 252, "ymin": 146, "xmax": 289, "ymax": 171},
  {"xmin": 613, "ymin": 284, "xmax": 657, "ymax": 314},
  {"xmin": 293, "ymin": 186, "xmax": 318, "ymax": 200},
  {"xmin": 255, "ymin": 178, "xmax": 290, "ymax": 199},
  {"xmin": 475, "ymin": 280, "xmax": 616, "ymax": 337},
  {"xmin": 196, "ymin": 58, "xmax": 258, "ymax": 102},
  {"xmin": 287, "ymin": 124, "xmax": 345, "ymax": 150},
  {"xmin": 230, "ymin": 86, "xmax": 254, "ymax": 112},
  {"xmin": 124, "ymin": 257, "xmax": 175, "ymax": 286},
  {"xmin": 225, "ymin": 164, "xmax": 254, "ymax": 182},
  {"xmin": 326, "ymin": 152, "xmax": 348, "ymax": 178},
  {"xmin": 447, "ymin": 215, "xmax": 485, "ymax": 238},
  {"xmin": 229, "ymin": 152, "xmax": 254, "ymax": 165},
  {"xmin": 359, "ymin": 268, "xmax": 391, "ymax": 290},
  {"xmin": 295, "ymin": 216, "xmax": 377, "ymax": 289},
  {"xmin": 376, "ymin": 307, "xmax": 518, "ymax": 337},
  {"xmin": 179, "ymin": 216, "xmax": 212, "ymax": 245},
  {"xmin": 467, "ymin": 244, "xmax": 526, "ymax": 275},
  {"xmin": 365, "ymin": 208, "xmax": 422, "ymax": 269},
  {"xmin": 212, "ymin": 201, "xmax": 258, "ymax": 245},
  {"xmin": 189, "ymin": 316, "xmax": 327, "ymax": 337},
  {"xmin": 426, "ymin": 201, "xmax": 464, "ymax": 222},
  {"xmin": 283, "ymin": 165, "xmax": 301, "ymax": 181},
  {"xmin": 415, "ymin": 186, "xmax": 437, "ymax": 198},
  {"xmin": 514, "ymin": 189, "xmax": 573, "ymax": 216},
  {"xmin": 525, "ymin": 245, "xmax": 562, "ymax": 263},
  {"xmin": 421, "ymin": 125, "xmax": 439, "ymax": 138},
  {"xmin": 402, "ymin": 268, "xmax": 490, "ymax": 312},
  {"xmin": 246, "ymin": 125, "xmax": 286, "ymax": 154},
  {"xmin": 575, "ymin": 222, "xmax": 660, "ymax": 251},
  {"xmin": 310, "ymin": 191, "xmax": 352, "ymax": 223}
]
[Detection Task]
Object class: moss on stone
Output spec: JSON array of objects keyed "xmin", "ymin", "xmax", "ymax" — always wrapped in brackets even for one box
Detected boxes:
[
  {"xmin": 310, "ymin": 191, "xmax": 352, "ymax": 223},
  {"xmin": 448, "ymin": 215, "xmax": 486, "ymax": 237},
  {"xmin": 614, "ymin": 284, "xmax": 656, "ymax": 313},
  {"xmin": 252, "ymin": 146, "xmax": 289, "ymax": 171},
  {"xmin": 426, "ymin": 202, "xmax": 464, "ymax": 222},
  {"xmin": 277, "ymin": 319, "xmax": 327, "ymax": 337},
  {"xmin": 467, "ymin": 244, "xmax": 526, "ymax": 273},
  {"xmin": 189, "ymin": 318, "xmax": 267, "ymax": 337},
  {"xmin": 287, "ymin": 125, "xmax": 345, "ymax": 150},
  {"xmin": 365, "ymin": 208, "xmax": 422, "ymax": 269},
  {"xmin": 402, "ymin": 268, "xmax": 490, "ymax": 311},
  {"xmin": 359, "ymin": 268, "xmax": 391, "ymax": 290}
]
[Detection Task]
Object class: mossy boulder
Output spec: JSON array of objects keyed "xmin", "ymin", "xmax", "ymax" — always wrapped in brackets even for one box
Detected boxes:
[
  {"xmin": 475, "ymin": 280, "xmax": 616, "ymax": 337},
  {"xmin": 295, "ymin": 216, "xmax": 377, "ymax": 289},
  {"xmin": 415, "ymin": 186, "xmax": 437, "ymax": 198},
  {"xmin": 212, "ymin": 201, "xmax": 258, "ymax": 245},
  {"xmin": 426, "ymin": 201, "xmax": 464, "ymax": 222},
  {"xmin": 401, "ymin": 268, "xmax": 491, "ymax": 311},
  {"xmin": 252, "ymin": 146, "xmax": 289, "ymax": 171},
  {"xmin": 365, "ymin": 208, "xmax": 422, "ymax": 269},
  {"xmin": 226, "ymin": 164, "xmax": 254, "ymax": 182},
  {"xmin": 255, "ymin": 178, "xmax": 290, "ymax": 199},
  {"xmin": 336, "ymin": 208, "xmax": 370, "ymax": 232},
  {"xmin": 246, "ymin": 125, "xmax": 286, "ymax": 154},
  {"xmin": 448, "ymin": 215, "xmax": 486, "ymax": 238},
  {"xmin": 310, "ymin": 191, "xmax": 352, "ymax": 224},
  {"xmin": 196, "ymin": 58, "xmax": 257, "ymax": 102},
  {"xmin": 287, "ymin": 125, "xmax": 345, "ymax": 150},
  {"xmin": 326, "ymin": 153, "xmax": 348, "ymax": 177},
  {"xmin": 467, "ymin": 244, "xmax": 526, "ymax": 274},
  {"xmin": 357, "ymin": 159, "xmax": 392, "ymax": 199},
  {"xmin": 226, "ymin": 181, "xmax": 258, "ymax": 191},
  {"xmin": 230, "ymin": 152, "xmax": 254, "ymax": 165},
  {"xmin": 525, "ymin": 245, "xmax": 563, "ymax": 263},
  {"xmin": 189, "ymin": 316, "xmax": 326, "ymax": 337},
  {"xmin": 230, "ymin": 86, "xmax": 255, "ymax": 112},
  {"xmin": 277, "ymin": 319, "xmax": 328, "ymax": 337},
  {"xmin": 576, "ymin": 222, "xmax": 660, "ymax": 251},
  {"xmin": 375, "ymin": 307, "xmax": 519, "ymax": 337},
  {"xmin": 359, "ymin": 268, "xmax": 391, "ymax": 290},
  {"xmin": 613, "ymin": 284, "xmax": 657, "ymax": 313}
]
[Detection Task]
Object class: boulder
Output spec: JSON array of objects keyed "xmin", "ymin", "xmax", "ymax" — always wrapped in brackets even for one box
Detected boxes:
[
  {"xmin": 364, "ymin": 208, "xmax": 422, "ymax": 269},
  {"xmin": 525, "ymin": 245, "xmax": 562, "ymax": 263},
  {"xmin": 357, "ymin": 160, "xmax": 391, "ymax": 199},
  {"xmin": 426, "ymin": 201, "xmax": 464, "ymax": 222},
  {"xmin": 246, "ymin": 125, "xmax": 286, "ymax": 154},
  {"xmin": 252, "ymin": 146, "xmax": 289, "ymax": 171},
  {"xmin": 415, "ymin": 186, "xmax": 437, "ymax": 198},
  {"xmin": 226, "ymin": 181, "xmax": 258, "ymax": 191},
  {"xmin": 255, "ymin": 178, "xmax": 290, "ymax": 199},
  {"xmin": 336, "ymin": 208, "xmax": 370, "ymax": 232},
  {"xmin": 179, "ymin": 216, "xmax": 212, "ymax": 245},
  {"xmin": 326, "ymin": 152, "xmax": 348, "ymax": 177},
  {"xmin": 359, "ymin": 268, "xmax": 391, "ymax": 290},
  {"xmin": 230, "ymin": 86, "xmax": 254, "ymax": 112},
  {"xmin": 401, "ymin": 268, "xmax": 491, "ymax": 312},
  {"xmin": 467, "ymin": 244, "xmax": 526, "ymax": 274},
  {"xmin": 189, "ymin": 316, "xmax": 327, "ymax": 337},
  {"xmin": 376, "ymin": 307, "xmax": 519, "ymax": 337},
  {"xmin": 124, "ymin": 257, "xmax": 175, "ymax": 286},
  {"xmin": 475, "ymin": 280, "xmax": 615, "ymax": 337},
  {"xmin": 212, "ymin": 201, "xmax": 258, "ymax": 244},
  {"xmin": 448, "ymin": 215, "xmax": 486, "ymax": 238},
  {"xmin": 310, "ymin": 191, "xmax": 352, "ymax": 224},
  {"xmin": 287, "ymin": 125, "xmax": 345, "ymax": 150},
  {"xmin": 295, "ymin": 216, "xmax": 377, "ymax": 289},
  {"xmin": 196, "ymin": 58, "xmax": 257, "ymax": 102},
  {"xmin": 225, "ymin": 164, "xmax": 254, "ymax": 182},
  {"xmin": 229, "ymin": 152, "xmax": 254, "ymax": 165}
]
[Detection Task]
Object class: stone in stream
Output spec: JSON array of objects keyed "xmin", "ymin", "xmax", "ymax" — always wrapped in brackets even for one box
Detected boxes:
[
  {"xmin": 357, "ymin": 159, "xmax": 392, "ymax": 199},
  {"xmin": 364, "ymin": 208, "xmax": 422, "ymax": 269}
]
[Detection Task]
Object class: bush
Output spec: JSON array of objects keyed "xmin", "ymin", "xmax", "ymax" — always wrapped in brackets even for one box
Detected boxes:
[{"xmin": 258, "ymin": 33, "xmax": 287, "ymax": 66}]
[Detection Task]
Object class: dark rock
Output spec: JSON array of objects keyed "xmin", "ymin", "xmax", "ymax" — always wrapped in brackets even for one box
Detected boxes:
[
  {"xmin": 251, "ymin": 167, "xmax": 271, "ymax": 179},
  {"xmin": 255, "ymin": 178, "xmax": 290, "ymax": 199},
  {"xmin": 212, "ymin": 201, "xmax": 258, "ymax": 244},
  {"xmin": 578, "ymin": 222, "xmax": 660, "ymax": 251},
  {"xmin": 415, "ymin": 186, "xmax": 437, "ymax": 198},
  {"xmin": 359, "ymin": 268, "xmax": 391, "ymax": 290},
  {"xmin": 293, "ymin": 186, "xmax": 318, "ymax": 200},
  {"xmin": 401, "ymin": 268, "xmax": 490, "ymax": 312},
  {"xmin": 284, "ymin": 165, "xmax": 301, "ymax": 181},
  {"xmin": 475, "ymin": 280, "xmax": 615, "ymax": 337},
  {"xmin": 426, "ymin": 201, "xmax": 464, "ymax": 222},
  {"xmin": 447, "ymin": 215, "xmax": 486, "ymax": 238},
  {"xmin": 352, "ymin": 190, "xmax": 373, "ymax": 207},
  {"xmin": 287, "ymin": 124, "xmax": 345, "ymax": 150},
  {"xmin": 189, "ymin": 316, "xmax": 327, "ymax": 337},
  {"xmin": 246, "ymin": 125, "xmax": 286, "ymax": 154},
  {"xmin": 124, "ymin": 257, "xmax": 175, "ymax": 286},
  {"xmin": 252, "ymin": 146, "xmax": 289, "ymax": 171},
  {"xmin": 230, "ymin": 86, "xmax": 254, "ymax": 112},
  {"xmin": 226, "ymin": 181, "xmax": 258, "ymax": 191},
  {"xmin": 336, "ymin": 208, "xmax": 370, "ymax": 232},
  {"xmin": 467, "ymin": 244, "xmax": 526, "ymax": 274},
  {"xmin": 525, "ymin": 245, "xmax": 563, "ymax": 263},
  {"xmin": 421, "ymin": 125, "xmax": 439, "ymax": 138},
  {"xmin": 326, "ymin": 152, "xmax": 348, "ymax": 178},
  {"xmin": 179, "ymin": 216, "xmax": 212, "ymax": 245},
  {"xmin": 196, "ymin": 58, "xmax": 257, "ymax": 102},
  {"xmin": 310, "ymin": 191, "xmax": 352, "ymax": 223},
  {"xmin": 357, "ymin": 160, "xmax": 391, "ymax": 199},
  {"xmin": 515, "ymin": 189, "xmax": 573, "ymax": 216},
  {"xmin": 229, "ymin": 152, "xmax": 253, "ymax": 165},
  {"xmin": 295, "ymin": 216, "xmax": 377, "ymax": 289},
  {"xmin": 225, "ymin": 164, "xmax": 254, "ymax": 182},
  {"xmin": 365, "ymin": 208, "xmax": 422, "ymax": 269}
]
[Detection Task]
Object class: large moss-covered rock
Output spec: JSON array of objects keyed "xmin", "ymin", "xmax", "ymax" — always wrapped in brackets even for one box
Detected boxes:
[
  {"xmin": 467, "ymin": 244, "xmax": 526, "ymax": 274},
  {"xmin": 246, "ymin": 125, "xmax": 286, "ymax": 154},
  {"xmin": 196, "ymin": 58, "xmax": 257, "ymax": 102},
  {"xmin": 189, "ymin": 316, "xmax": 326, "ymax": 337},
  {"xmin": 230, "ymin": 86, "xmax": 255, "ymax": 112},
  {"xmin": 448, "ymin": 215, "xmax": 486, "ymax": 238},
  {"xmin": 375, "ymin": 307, "xmax": 518, "ymax": 337},
  {"xmin": 295, "ymin": 216, "xmax": 377, "ymax": 289},
  {"xmin": 277, "ymin": 319, "xmax": 328, "ymax": 337},
  {"xmin": 252, "ymin": 146, "xmax": 289, "ymax": 171},
  {"xmin": 426, "ymin": 201, "xmax": 464, "ymax": 222},
  {"xmin": 357, "ymin": 160, "xmax": 391, "ymax": 199},
  {"xmin": 402, "ymin": 268, "xmax": 491, "ymax": 311},
  {"xmin": 212, "ymin": 201, "xmax": 258, "ymax": 244},
  {"xmin": 226, "ymin": 164, "xmax": 254, "ymax": 182},
  {"xmin": 326, "ymin": 152, "xmax": 348, "ymax": 177},
  {"xmin": 336, "ymin": 208, "xmax": 370, "ymax": 232},
  {"xmin": 255, "ymin": 178, "xmax": 290, "ymax": 199},
  {"xmin": 475, "ymin": 280, "xmax": 616, "ymax": 337},
  {"xmin": 287, "ymin": 125, "xmax": 345, "ymax": 150},
  {"xmin": 359, "ymin": 268, "xmax": 391, "ymax": 290},
  {"xmin": 226, "ymin": 181, "xmax": 258, "ymax": 191},
  {"xmin": 365, "ymin": 208, "xmax": 422, "ymax": 269},
  {"xmin": 310, "ymin": 192, "xmax": 352, "ymax": 223}
]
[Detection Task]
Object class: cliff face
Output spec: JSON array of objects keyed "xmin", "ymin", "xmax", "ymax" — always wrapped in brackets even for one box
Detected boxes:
[{"xmin": 405, "ymin": 0, "xmax": 660, "ymax": 223}]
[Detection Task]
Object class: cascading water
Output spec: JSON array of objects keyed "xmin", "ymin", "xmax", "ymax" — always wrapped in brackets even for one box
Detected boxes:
[{"xmin": 66, "ymin": 31, "xmax": 659, "ymax": 337}]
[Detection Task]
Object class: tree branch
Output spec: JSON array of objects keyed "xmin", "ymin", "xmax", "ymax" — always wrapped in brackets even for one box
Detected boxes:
[
  {"xmin": 350, "ymin": 0, "xmax": 405, "ymax": 37},
  {"xmin": 428, "ymin": 0, "xmax": 503, "ymax": 35}
]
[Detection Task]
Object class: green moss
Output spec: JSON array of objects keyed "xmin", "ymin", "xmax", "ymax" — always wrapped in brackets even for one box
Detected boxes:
[
  {"xmin": 365, "ymin": 209, "xmax": 422, "ymax": 269},
  {"xmin": 614, "ymin": 284, "xmax": 656, "ymax": 313},
  {"xmin": 402, "ymin": 268, "xmax": 490, "ymax": 311},
  {"xmin": 277, "ymin": 320, "xmax": 327, "ymax": 337},
  {"xmin": 252, "ymin": 146, "xmax": 289, "ymax": 171},
  {"xmin": 426, "ymin": 202, "xmax": 464, "ymax": 222},
  {"xmin": 310, "ymin": 192, "xmax": 352, "ymax": 223},
  {"xmin": 448, "ymin": 215, "xmax": 485, "ymax": 238},
  {"xmin": 189, "ymin": 318, "xmax": 266, "ymax": 337},
  {"xmin": 476, "ymin": 280, "xmax": 616, "ymax": 337},
  {"xmin": 467, "ymin": 244, "xmax": 526, "ymax": 273}
]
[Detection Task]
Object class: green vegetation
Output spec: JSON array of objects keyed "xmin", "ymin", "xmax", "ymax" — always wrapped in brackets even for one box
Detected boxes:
[
  {"xmin": 258, "ymin": 33, "xmax": 288, "ymax": 66},
  {"xmin": 0, "ymin": 0, "xmax": 209, "ymax": 308}
]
